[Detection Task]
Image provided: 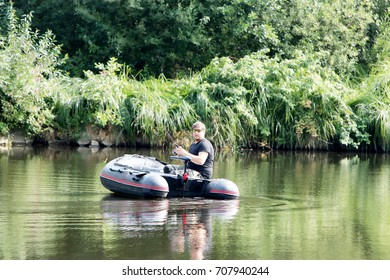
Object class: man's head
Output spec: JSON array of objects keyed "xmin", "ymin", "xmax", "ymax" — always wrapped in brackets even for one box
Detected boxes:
[{"xmin": 192, "ymin": 121, "xmax": 206, "ymax": 142}]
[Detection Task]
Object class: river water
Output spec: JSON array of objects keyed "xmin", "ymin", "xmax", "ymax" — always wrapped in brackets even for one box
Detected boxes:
[{"xmin": 0, "ymin": 146, "xmax": 389, "ymax": 260}]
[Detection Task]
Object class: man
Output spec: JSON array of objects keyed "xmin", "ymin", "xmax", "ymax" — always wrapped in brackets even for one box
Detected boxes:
[{"xmin": 174, "ymin": 121, "xmax": 214, "ymax": 179}]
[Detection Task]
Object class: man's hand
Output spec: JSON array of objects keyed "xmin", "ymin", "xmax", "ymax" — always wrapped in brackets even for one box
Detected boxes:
[{"xmin": 174, "ymin": 146, "xmax": 186, "ymax": 156}]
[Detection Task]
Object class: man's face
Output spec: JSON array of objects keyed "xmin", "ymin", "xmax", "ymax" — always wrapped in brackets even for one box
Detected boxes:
[{"xmin": 192, "ymin": 127, "xmax": 205, "ymax": 142}]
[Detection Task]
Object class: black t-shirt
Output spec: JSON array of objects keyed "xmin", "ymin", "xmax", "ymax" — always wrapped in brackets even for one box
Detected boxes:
[{"xmin": 187, "ymin": 139, "xmax": 214, "ymax": 179}]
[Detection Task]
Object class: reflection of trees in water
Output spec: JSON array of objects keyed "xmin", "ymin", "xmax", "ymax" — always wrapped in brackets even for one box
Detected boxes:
[{"xmin": 101, "ymin": 196, "xmax": 239, "ymax": 259}]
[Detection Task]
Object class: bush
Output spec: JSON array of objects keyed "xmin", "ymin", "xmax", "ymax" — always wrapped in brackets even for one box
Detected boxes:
[{"xmin": 0, "ymin": 7, "xmax": 65, "ymax": 136}]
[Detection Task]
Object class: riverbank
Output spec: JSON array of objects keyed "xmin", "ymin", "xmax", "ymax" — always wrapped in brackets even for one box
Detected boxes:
[{"xmin": 0, "ymin": 125, "xmax": 126, "ymax": 148}]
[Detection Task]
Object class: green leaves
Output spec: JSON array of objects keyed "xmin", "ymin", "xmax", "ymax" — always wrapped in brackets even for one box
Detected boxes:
[
  {"xmin": 1, "ymin": 1, "xmax": 390, "ymax": 152},
  {"xmin": 81, "ymin": 58, "xmax": 126, "ymax": 127},
  {"xmin": 182, "ymin": 50, "xmax": 372, "ymax": 150},
  {"xmin": 120, "ymin": 75, "xmax": 197, "ymax": 146},
  {"xmin": 0, "ymin": 7, "xmax": 64, "ymax": 136}
]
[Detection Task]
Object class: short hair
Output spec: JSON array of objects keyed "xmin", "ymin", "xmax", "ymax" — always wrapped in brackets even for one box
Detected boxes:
[{"xmin": 192, "ymin": 121, "xmax": 206, "ymax": 131}]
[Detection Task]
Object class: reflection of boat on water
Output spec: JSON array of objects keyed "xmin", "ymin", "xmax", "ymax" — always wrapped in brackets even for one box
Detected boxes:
[
  {"xmin": 99, "ymin": 154, "xmax": 239, "ymax": 199},
  {"xmin": 167, "ymin": 198, "xmax": 240, "ymax": 221},
  {"xmin": 101, "ymin": 196, "xmax": 169, "ymax": 232},
  {"xmin": 100, "ymin": 195, "xmax": 239, "ymax": 259},
  {"xmin": 101, "ymin": 195, "xmax": 239, "ymax": 227}
]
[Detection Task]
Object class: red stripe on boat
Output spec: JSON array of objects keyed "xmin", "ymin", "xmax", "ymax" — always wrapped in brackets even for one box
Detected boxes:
[
  {"xmin": 209, "ymin": 189, "xmax": 239, "ymax": 196},
  {"xmin": 100, "ymin": 172, "xmax": 168, "ymax": 192}
]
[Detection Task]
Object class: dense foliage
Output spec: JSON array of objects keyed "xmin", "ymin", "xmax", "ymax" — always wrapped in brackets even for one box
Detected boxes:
[
  {"xmin": 0, "ymin": 8, "xmax": 64, "ymax": 136},
  {"xmin": 1, "ymin": 1, "xmax": 390, "ymax": 151},
  {"xmin": 9, "ymin": 0, "xmax": 382, "ymax": 78}
]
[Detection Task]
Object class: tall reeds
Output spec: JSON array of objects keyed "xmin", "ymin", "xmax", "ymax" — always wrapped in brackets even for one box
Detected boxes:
[
  {"xmin": 350, "ymin": 57, "xmax": 390, "ymax": 152},
  {"xmin": 49, "ymin": 50, "xmax": 388, "ymax": 152},
  {"xmin": 180, "ymin": 52, "xmax": 362, "ymax": 150},
  {"xmin": 121, "ymin": 75, "xmax": 196, "ymax": 146}
]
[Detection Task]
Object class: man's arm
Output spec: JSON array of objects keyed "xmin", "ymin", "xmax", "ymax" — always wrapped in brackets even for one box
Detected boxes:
[{"xmin": 174, "ymin": 147, "xmax": 208, "ymax": 165}]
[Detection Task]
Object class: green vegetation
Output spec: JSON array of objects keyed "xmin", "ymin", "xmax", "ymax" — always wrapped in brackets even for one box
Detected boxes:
[{"xmin": 1, "ymin": 1, "xmax": 390, "ymax": 151}]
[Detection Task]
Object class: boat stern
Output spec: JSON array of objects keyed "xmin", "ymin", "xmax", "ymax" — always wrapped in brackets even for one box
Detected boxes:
[{"xmin": 205, "ymin": 179, "xmax": 240, "ymax": 199}]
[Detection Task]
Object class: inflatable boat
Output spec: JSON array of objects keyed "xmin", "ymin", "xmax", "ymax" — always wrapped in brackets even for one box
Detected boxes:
[{"xmin": 99, "ymin": 154, "xmax": 239, "ymax": 199}]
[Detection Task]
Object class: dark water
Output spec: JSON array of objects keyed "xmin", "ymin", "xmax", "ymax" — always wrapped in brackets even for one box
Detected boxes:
[{"xmin": 1, "ymin": 147, "xmax": 389, "ymax": 260}]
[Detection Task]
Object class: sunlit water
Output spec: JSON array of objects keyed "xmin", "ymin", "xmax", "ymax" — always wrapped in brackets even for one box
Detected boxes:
[{"xmin": 1, "ymin": 147, "xmax": 389, "ymax": 260}]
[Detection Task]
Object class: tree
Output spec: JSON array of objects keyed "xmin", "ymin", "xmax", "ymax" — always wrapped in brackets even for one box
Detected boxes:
[
  {"xmin": 11, "ymin": 0, "xmax": 381, "ymax": 79},
  {"xmin": 0, "ymin": 5, "xmax": 65, "ymax": 136}
]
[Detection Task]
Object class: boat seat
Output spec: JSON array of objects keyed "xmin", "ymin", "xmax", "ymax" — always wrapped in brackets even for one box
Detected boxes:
[{"xmin": 187, "ymin": 169, "xmax": 204, "ymax": 179}]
